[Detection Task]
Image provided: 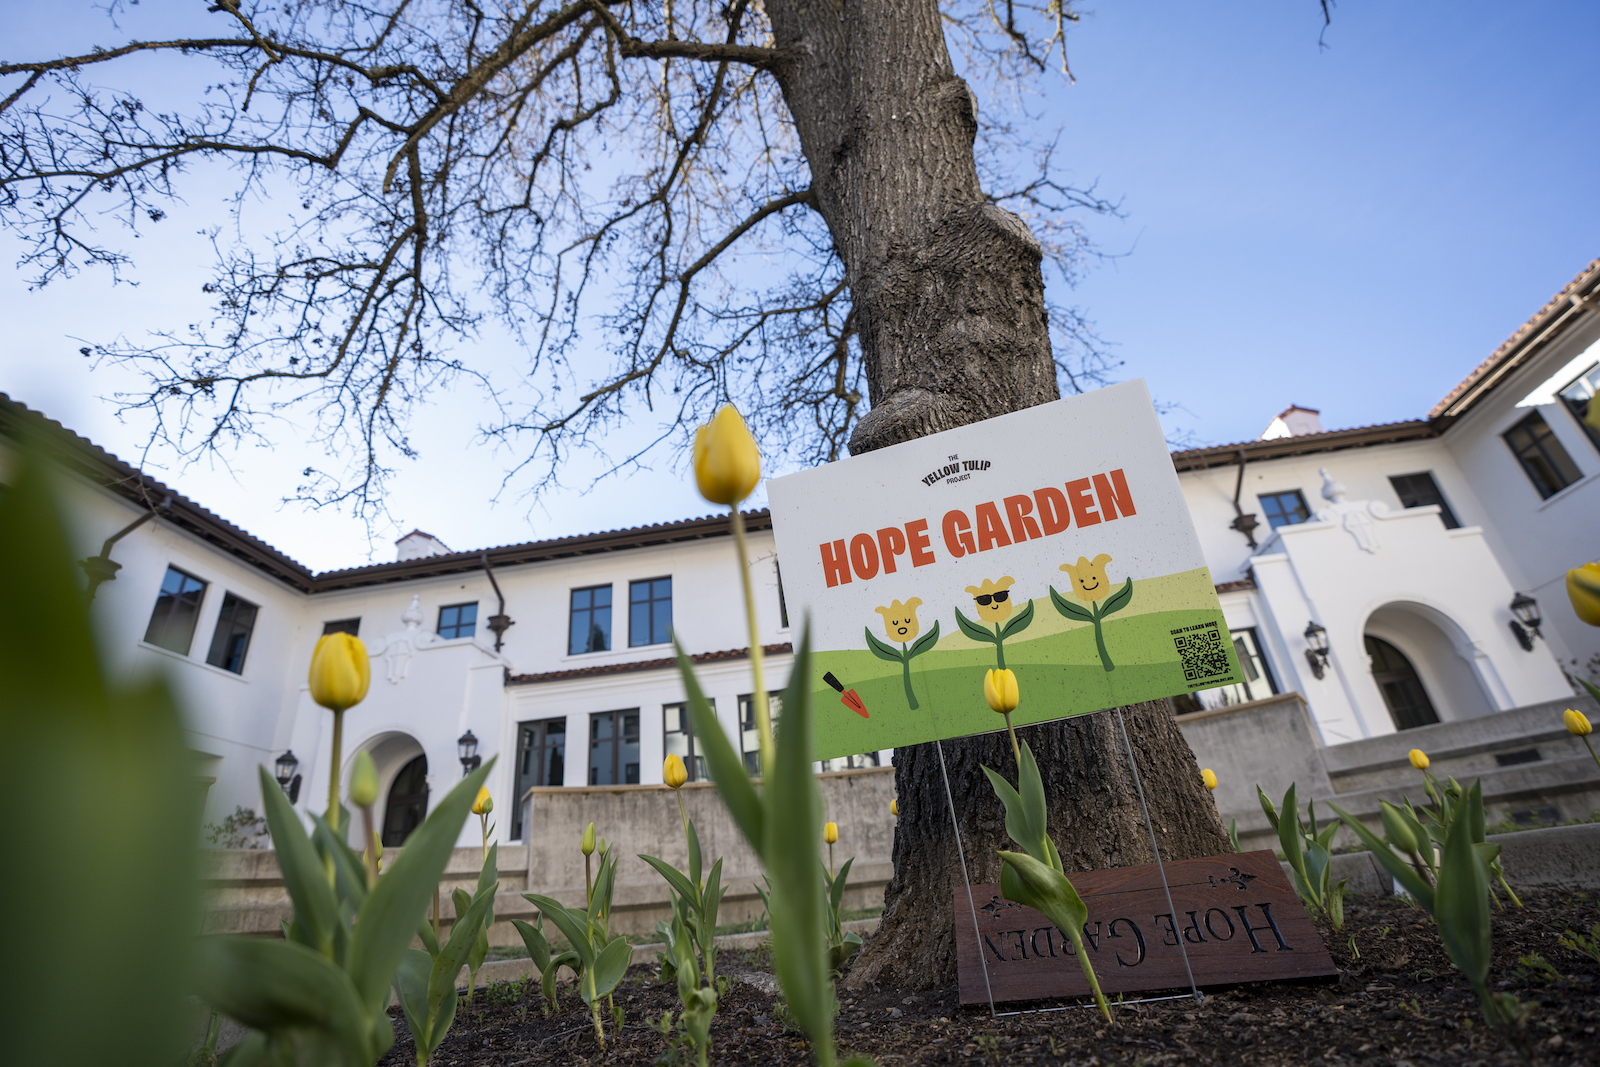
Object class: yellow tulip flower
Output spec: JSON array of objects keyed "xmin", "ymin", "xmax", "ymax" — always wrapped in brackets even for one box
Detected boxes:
[
  {"xmin": 693, "ymin": 405, "xmax": 761, "ymax": 505},
  {"xmin": 1566, "ymin": 709, "xmax": 1593, "ymax": 736},
  {"xmin": 472, "ymin": 785, "xmax": 493, "ymax": 816},
  {"xmin": 890, "ymin": 798, "xmax": 899, "ymax": 817},
  {"xmin": 1060, "ymin": 554, "xmax": 1115, "ymax": 603},
  {"xmin": 823, "ymin": 821, "xmax": 839, "ymax": 845},
  {"xmin": 1408, "ymin": 748, "xmax": 1429, "ymax": 770},
  {"xmin": 965, "ymin": 577, "xmax": 1016, "ymax": 623},
  {"xmin": 1201, "ymin": 768, "xmax": 1217, "ymax": 791},
  {"xmin": 308, "ymin": 632, "xmax": 371, "ymax": 712},
  {"xmin": 874, "ymin": 598, "xmax": 923, "ymax": 642},
  {"xmin": 349, "ymin": 750, "xmax": 379, "ymax": 808},
  {"xmin": 984, "ymin": 668, "xmax": 1020, "ymax": 714},
  {"xmin": 1568, "ymin": 561, "xmax": 1600, "ymax": 627},
  {"xmin": 664, "ymin": 752, "xmax": 689, "ymax": 789}
]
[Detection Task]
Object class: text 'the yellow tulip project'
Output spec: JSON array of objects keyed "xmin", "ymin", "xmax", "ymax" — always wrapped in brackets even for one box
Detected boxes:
[{"xmin": 767, "ymin": 381, "xmax": 1244, "ymax": 759}]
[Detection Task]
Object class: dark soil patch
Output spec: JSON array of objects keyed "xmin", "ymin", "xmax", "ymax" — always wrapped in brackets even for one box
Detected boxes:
[{"xmin": 380, "ymin": 889, "xmax": 1600, "ymax": 1066}]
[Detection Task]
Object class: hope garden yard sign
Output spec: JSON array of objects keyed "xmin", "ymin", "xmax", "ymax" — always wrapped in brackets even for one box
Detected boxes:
[{"xmin": 768, "ymin": 379, "xmax": 1246, "ymax": 761}]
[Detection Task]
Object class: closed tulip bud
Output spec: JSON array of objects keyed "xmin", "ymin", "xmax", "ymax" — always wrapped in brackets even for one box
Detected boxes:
[
  {"xmin": 692, "ymin": 405, "xmax": 761, "ymax": 505},
  {"xmin": 472, "ymin": 785, "xmax": 493, "ymax": 816},
  {"xmin": 890, "ymin": 798, "xmax": 899, "ymax": 817},
  {"xmin": 308, "ymin": 632, "xmax": 371, "ymax": 712},
  {"xmin": 984, "ymin": 668, "xmax": 1020, "ymax": 714},
  {"xmin": 1201, "ymin": 768, "xmax": 1217, "ymax": 791},
  {"xmin": 1408, "ymin": 748, "xmax": 1429, "ymax": 770},
  {"xmin": 349, "ymin": 750, "xmax": 379, "ymax": 807},
  {"xmin": 1379, "ymin": 800, "xmax": 1418, "ymax": 855},
  {"xmin": 1566, "ymin": 708, "xmax": 1593, "ymax": 736},
  {"xmin": 1568, "ymin": 561, "xmax": 1600, "ymax": 627},
  {"xmin": 664, "ymin": 752, "xmax": 688, "ymax": 789},
  {"xmin": 581, "ymin": 821, "xmax": 596, "ymax": 856},
  {"xmin": 823, "ymin": 821, "xmax": 839, "ymax": 845}
]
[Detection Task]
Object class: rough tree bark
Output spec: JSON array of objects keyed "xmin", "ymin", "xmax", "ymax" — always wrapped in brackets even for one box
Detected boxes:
[{"xmin": 765, "ymin": 0, "xmax": 1231, "ymax": 988}]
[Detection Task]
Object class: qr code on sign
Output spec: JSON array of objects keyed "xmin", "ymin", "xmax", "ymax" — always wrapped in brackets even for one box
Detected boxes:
[{"xmin": 1173, "ymin": 626, "xmax": 1230, "ymax": 682}]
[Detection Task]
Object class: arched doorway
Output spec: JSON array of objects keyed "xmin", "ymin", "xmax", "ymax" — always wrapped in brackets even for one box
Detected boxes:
[
  {"xmin": 381, "ymin": 754, "xmax": 429, "ymax": 846},
  {"xmin": 1364, "ymin": 635, "xmax": 1439, "ymax": 730}
]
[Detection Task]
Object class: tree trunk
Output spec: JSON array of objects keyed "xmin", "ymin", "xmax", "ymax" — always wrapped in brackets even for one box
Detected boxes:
[{"xmin": 765, "ymin": 0, "xmax": 1231, "ymax": 989}]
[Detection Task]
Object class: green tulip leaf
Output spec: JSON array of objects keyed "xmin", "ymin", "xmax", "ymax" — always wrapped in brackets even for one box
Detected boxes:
[
  {"xmin": 256, "ymin": 766, "xmax": 340, "ymax": 957},
  {"xmin": 432, "ymin": 881, "xmax": 497, "ymax": 1016},
  {"xmin": 1435, "ymin": 784, "xmax": 1493, "ymax": 988},
  {"xmin": 686, "ymin": 815, "xmax": 703, "ymax": 892},
  {"xmin": 864, "ymin": 627, "xmax": 905, "ymax": 663},
  {"xmin": 954, "ymin": 607, "xmax": 1000, "ymax": 644},
  {"xmin": 1048, "ymin": 586, "xmax": 1095, "ymax": 624},
  {"xmin": 1097, "ymin": 577, "xmax": 1134, "ymax": 618},
  {"xmin": 524, "ymin": 894, "xmax": 597, "ymax": 970},
  {"xmin": 639, "ymin": 853, "xmax": 702, "ymax": 909},
  {"xmin": 1000, "ymin": 598, "xmax": 1037, "ymax": 640},
  {"xmin": 1330, "ymin": 801, "xmax": 1435, "ymax": 912},
  {"xmin": 196, "ymin": 935, "xmax": 371, "ymax": 1066},
  {"xmin": 907, "ymin": 620, "xmax": 941, "ymax": 659},
  {"xmin": 589, "ymin": 936, "xmax": 633, "ymax": 1000},
  {"xmin": 511, "ymin": 918, "xmax": 550, "ymax": 972},
  {"xmin": 674, "ymin": 638, "xmax": 763, "ymax": 845}
]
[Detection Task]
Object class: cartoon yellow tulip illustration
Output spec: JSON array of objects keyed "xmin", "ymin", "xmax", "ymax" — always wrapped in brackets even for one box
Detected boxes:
[
  {"xmin": 1060, "ymin": 555, "xmax": 1115, "ymax": 602},
  {"xmin": 874, "ymin": 599, "xmax": 922, "ymax": 642},
  {"xmin": 1049, "ymin": 553, "xmax": 1134, "ymax": 672},
  {"xmin": 954, "ymin": 576, "xmax": 1035, "ymax": 669},
  {"xmin": 864, "ymin": 597, "xmax": 940, "ymax": 709}
]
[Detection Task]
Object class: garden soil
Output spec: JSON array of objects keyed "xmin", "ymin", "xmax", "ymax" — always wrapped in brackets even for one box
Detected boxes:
[{"xmin": 378, "ymin": 888, "xmax": 1600, "ymax": 1066}]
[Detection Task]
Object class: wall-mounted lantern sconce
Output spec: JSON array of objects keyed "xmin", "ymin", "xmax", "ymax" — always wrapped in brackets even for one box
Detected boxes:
[
  {"xmin": 1303, "ymin": 621, "xmax": 1331, "ymax": 680},
  {"xmin": 458, "ymin": 730, "xmax": 481, "ymax": 777},
  {"xmin": 273, "ymin": 749, "xmax": 301, "ymax": 804},
  {"xmin": 1509, "ymin": 592, "xmax": 1542, "ymax": 652}
]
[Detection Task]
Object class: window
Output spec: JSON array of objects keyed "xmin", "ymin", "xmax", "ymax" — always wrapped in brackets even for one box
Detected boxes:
[
  {"xmin": 569, "ymin": 585, "xmax": 613, "ymax": 655},
  {"xmin": 663, "ymin": 701, "xmax": 713, "ymax": 783},
  {"xmin": 1172, "ymin": 628, "xmax": 1277, "ymax": 712},
  {"xmin": 1365, "ymin": 635, "xmax": 1439, "ymax": 731},
  {"xmin": 1258, "ymin": 490, "xmax": 1311, "ymax": 530},
  {"xmin": 205, "ymin": 593, "xmax": 259, "ymax": 674},
  {"xmin": 381, "ymin": 754, "xmax": 429, "ymax": 846},
  {"xmin": 322, "ymin": 618, "xmax": 360, "ymax": 636},
  {"xmin": 629, "ymin": 577, "xmax": 673, "ymax": 647},
  {"xmin": 437, "ymin": 602, "xmax": 477, "ymax": 639},
  {"xmin": 820, "ymin": 751, "xmax": 881, "ymax": 772},
  {"xmin": 589, "ymin": 710, "xmax": 640, "ymax": 785},
  {"xmin": 1503, "ymin": 411, "xmax": 1582, "ymax": 499},
  {"xmin": 1388, "ymin": 472, "xmax": 1461, "ymax": 529},
  {"xmin": 144, "ymin": 566, "xmax": 208, "ymax": 654},
  {"xmin": 512, "ymin": 718, "xmax": 567, "ymax": 837},
  {"xmin": 738, "ymin": 692, "xmax": 782, "ymax": 776},
  {"xmin": 776, "ymin": 561, "xmax": 789, "ymax": 629},
  {"xmin": 1558, "ymin": 362, "xmax": 1600, "ymax": 451}
]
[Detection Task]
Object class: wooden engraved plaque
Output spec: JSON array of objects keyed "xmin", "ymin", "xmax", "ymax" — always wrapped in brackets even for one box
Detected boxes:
[{"xmin": 954, "ymin": 850, "xmax": 1337, "ymax": 1005}]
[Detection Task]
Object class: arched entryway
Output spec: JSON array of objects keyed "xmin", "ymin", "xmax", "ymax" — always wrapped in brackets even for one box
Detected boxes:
[
  {"xmin": 381, "ymin": 754, "xmax": 429, "ymax": 846},
  {"xmin": 1364, "ymin": 635, "xmax": 1438, "ymax": 730}
]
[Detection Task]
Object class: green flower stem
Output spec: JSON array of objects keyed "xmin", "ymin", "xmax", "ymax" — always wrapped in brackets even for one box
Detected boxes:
[
  {"xmin": 993, "ymin": 624, "xmax": 1007, "ymax": 669},
  {"xmin": 1090, "ymin": 605, "xmax": 1114, "ymax": 672},
  {"xmin": 1003, "ymin": 712, "xmax": 1021, "ymax": 770},
  {"xmin": 1585, "ymin": 735, "xmax": 1600, "ymax": 773},
  {"xmin": 325, "ymin": 707, "xmax": 345, "ymax": 822},
  {"xmin": 899, "ymin": 643, "xmax": 919, "ymax": 709},
  {"xmin": 731, "ymin": 508, "xmax": 772, "ymax": 778},
  {"xmin": 1061, "ymin": 923, "xmax": 1112, "ymax": 1023}
]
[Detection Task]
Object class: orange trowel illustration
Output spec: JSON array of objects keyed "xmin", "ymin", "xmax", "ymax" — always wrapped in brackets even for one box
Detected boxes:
[{"xmin": 824, "ymin": 671, "xmax": 870, "ymax": 718}]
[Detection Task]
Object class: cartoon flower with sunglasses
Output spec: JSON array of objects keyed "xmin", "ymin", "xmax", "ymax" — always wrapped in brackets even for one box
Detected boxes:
[
  {"xmin": 954, "ymin": 576, "xmax": 1035, "ymax": 669},
  {"xmin": 864, "ymin": 598, "xmax": 941, "ymax": 709},
  {"xmin": 1050, "ymin": 554, "xmax": 1134, "ymax": 672}
]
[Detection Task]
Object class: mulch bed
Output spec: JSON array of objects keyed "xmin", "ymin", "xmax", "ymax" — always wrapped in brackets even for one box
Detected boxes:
[{"xmin": 379, "ymin": 888, "xmax": 1600, "ymax": 1066}]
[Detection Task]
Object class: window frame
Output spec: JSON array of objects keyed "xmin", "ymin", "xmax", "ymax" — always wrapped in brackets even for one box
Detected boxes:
[
  {"xmin": 628, "ymin": 576, "xmax": 673, "ymax": 648},
  {"xmin": 143, "ymin": 565, "xmax": 209, "ymax": 655},
  {"xmin": 568, "ymin": 584, "xmax": 614, "ymax": 656},
  {"xmin": 1257, "ymin": 489, "xmax": 1312, "ymax": 530},
  {"xmin": 322, "ymin": 618, "xmax": 360, "ymax": 636},
  {"xmin": 738, "ymin": 692, "xmax": 782, "ymax": 776},
  {"xmin": 205, "ymin": 591, "xmax": 260, "ymax": 674},
  {"xmin": 512, "ymin": 717, "xmax": 568, "ymax": 838},
  {"xmin": 436, "ymin": 602, "xmax": 478, "ymax": 640},
  {"xmin": 1503, "ymin": 410, "xmax": 1583, "ymax": 499},
  {"xmin": 587, "ymin": 709, "xmax": 641, "ymax": 785},
  {"xmin": 1387, "ymin": 471, "xmax": 1461, "ymax": 529},
  {"xmin": 1557, "ymin": 362, "xmax": 1600, "ymax": 452},
  {"xmin": 663, "ymin": 700, "xmax": 713, "ymax": 783},
  {"xmin": 1172, "ymin": 627, "xmax": 1278, "ymax": 713}
]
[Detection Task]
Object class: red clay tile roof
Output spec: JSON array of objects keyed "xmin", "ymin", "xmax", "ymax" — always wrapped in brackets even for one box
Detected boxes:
[
  {"xmin": 506, "ymin": 643, "xmax": 793, "ymax": 685},
  {"xmin": 1169, "ymin": 420, "xmax": 1436, "ymax": 472},
  {"xmin": 1431, "ymin": 258, "xmax": 1600, "ymax": 419}
]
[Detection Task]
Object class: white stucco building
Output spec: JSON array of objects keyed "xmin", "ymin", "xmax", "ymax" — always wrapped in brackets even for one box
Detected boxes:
[{"xmin": 3, "ymin": 259, "xmax": 1596, "ymax": 848}]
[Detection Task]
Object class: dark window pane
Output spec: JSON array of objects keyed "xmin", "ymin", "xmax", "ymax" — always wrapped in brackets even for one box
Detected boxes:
[
  {"xmin": 1504, "ymin": 411, "xmax": 1582, "ymax": 499},
  {"xmin": 512, "ymin": 717, "xmax": 568, "ymax": 837},
  {"xmin": 322, "ymin": 618, "xmax": 360, "ymax": 636},
  {"xmin": 588, "ymin": 709, "xmax": 638, "ymax": 785},
  {"xmin": 1365, "ymin": 635, "xmax": 1439, "ymax": 730},
  {"xmin": 206, "ymin": 593, "xmax": 259, "ymax": 674},
  {"xmin": 628, "ymin": 577, "xmax": 672, "ymax": 647},
  {"xmin": 569, "ymin": 585, "xmax": 612, "ymax": 654},
  {"xmin": 381, "ymin": 754, "xmax": 429, "ymax": 846},
  {"xmin": 144, "ymin": 566, "xmax": 208, "ymax": 654},
  {"xmin": 1388, "ymin": 472, "xmax": 1461, "ymax": 529},
  {"xmin": 1258, "ymin": 490, "xmax": 1311, "ymax": 530},
  {"xmin": 437, "ymin": 602, "xmax": 478, "ymax": 639},
  {"xmin": 738, "ymin": 692, "xmax": 781, "ymax": 776},
  {"xmin": 1558, "ymin": 364, "xmax": 1600, "ymax": 452}
]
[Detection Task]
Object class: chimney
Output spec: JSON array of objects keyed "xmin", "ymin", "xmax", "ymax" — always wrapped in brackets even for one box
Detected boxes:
[
  {"xmin": 1260, "ymin": 405, "xmax": 1323, "ymax": 440},
  {"xmin": 396, "ymin": 529, "xmax": 452, "ymax": 561}
]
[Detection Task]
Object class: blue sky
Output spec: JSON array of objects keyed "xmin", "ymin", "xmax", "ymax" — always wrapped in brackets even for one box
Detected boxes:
[{"xmin": 2, "ymin": 0, "xmax": 1597, "ymax": 571}]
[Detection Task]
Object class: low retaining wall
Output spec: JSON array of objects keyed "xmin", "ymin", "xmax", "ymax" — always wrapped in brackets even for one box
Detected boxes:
[{"xmin": 204, "ymin": 765, "xmax": 897, "ymax": 941}]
